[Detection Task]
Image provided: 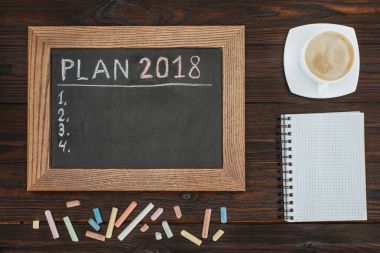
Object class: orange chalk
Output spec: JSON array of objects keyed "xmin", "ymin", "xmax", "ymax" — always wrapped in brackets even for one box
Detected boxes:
[
  {"xmin": 174, "ymin": 205, "xmax": 182, "ymax": 219},
  {"xmin": 85, "ymin": 231, "xmax": 106, "ymax": 242},
  {"xmin": 66, "ymin": 200, "xmax": 80, "ymax": 208},
  {"xmin": 140, "ymin": 223, "xmax": 149, "ymax": 232},
  {"xmin": 202, "ymin": 208, "xmax": 212, "ymax": 239},
  {"xmin": 115, "ymin": 201, "xmax": 137, "ymax": 228}
]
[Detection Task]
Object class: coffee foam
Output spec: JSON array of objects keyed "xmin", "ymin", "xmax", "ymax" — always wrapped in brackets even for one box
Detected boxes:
[{"xmin": 305, "ymin": 31, "xmax": 354, "ymax": 81}]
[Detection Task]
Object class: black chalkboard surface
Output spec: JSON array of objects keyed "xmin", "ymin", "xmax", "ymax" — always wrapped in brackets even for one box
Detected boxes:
[{"xmin": 51, "ymin": 48, "xmax": 222, "ymax": 168}]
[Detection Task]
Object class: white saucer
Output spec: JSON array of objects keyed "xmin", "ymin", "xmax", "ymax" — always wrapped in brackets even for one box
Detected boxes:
[{"xmin": 284, "ymin": 24, "xmax": 360, "ymax": 99}]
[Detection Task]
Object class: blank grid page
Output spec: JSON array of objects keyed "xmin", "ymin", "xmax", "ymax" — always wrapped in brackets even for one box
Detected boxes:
[{"xmin": 287, "ymin": 112, "xmax": 367, "ymax": 222}]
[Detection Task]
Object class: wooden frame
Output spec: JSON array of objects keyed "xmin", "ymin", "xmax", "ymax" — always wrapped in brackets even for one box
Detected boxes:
[{"xmin": 27, "ymin": 26, "xmax": 245, "ymax": 191}]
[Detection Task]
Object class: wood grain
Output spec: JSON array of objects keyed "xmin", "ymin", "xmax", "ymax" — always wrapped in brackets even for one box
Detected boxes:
[
  {"xmin": 1, "ymin": 223, "xmax": 380, "ymax": 252},
  {"xmin": 1, "ymin": 0, "xmax": 380, "ymax": 251},
  {"xmin": 3, "ymin": 44, "xmax": 380, "ymax": 104},
  {"xmin": 27, "ymin": 26, "xmax": 245, "ymax": 191},
  {"xmin": 2, "ymin": 103, "xmax": 380, "ymax": 222}
]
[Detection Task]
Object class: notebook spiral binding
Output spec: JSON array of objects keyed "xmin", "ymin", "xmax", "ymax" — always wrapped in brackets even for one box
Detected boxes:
[{"xmin": 278, "ymin": 115, "xmax": 294, "ymax": 221}]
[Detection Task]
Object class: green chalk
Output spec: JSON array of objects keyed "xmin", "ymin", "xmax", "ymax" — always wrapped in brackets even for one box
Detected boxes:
[{"xmin": 63, "ymin": 216, "xmax": 79, "ymax": 242}]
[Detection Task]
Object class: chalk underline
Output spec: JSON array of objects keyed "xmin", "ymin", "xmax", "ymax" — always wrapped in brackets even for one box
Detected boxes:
[{"xmin": 56, "ymin": 83, "xmax": 213, "ymax": 88}]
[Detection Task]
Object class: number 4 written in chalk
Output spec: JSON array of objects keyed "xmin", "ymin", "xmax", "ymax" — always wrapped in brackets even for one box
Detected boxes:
[{"xmin": 59, "ymin": 140, "xmax": 67, "ymax": 152}]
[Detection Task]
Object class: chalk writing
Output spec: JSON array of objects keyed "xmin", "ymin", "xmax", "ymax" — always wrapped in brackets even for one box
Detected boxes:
[
  {"xmin": 56, "ymin": 90, "xmax": 70, "ymax": 153},
  {"xmin": 59, "ymin": 55, "xmax": 205, "ymax": 86}
]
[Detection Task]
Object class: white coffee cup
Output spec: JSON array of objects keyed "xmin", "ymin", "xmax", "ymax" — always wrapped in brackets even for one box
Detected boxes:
[{"xmin": 300, "ymin": 30, "xmax": 355, "ymax": 97}]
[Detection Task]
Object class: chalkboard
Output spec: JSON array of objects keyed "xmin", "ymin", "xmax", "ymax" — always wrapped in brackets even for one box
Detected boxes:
[{"xmin": 51, "ymin": 48, "xmax": 222, "ymax": 168}]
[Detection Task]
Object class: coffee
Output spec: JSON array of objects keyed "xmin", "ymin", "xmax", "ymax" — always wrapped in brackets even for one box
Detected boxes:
[{"xmin": 305, "ymin": 31, "xmax": 354, "ymax": 81}]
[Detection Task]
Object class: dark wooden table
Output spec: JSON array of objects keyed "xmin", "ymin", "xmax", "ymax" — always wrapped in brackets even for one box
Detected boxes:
[{"xmin": 1, "ymin": 1, "xmax": 380, "ymax": 252}]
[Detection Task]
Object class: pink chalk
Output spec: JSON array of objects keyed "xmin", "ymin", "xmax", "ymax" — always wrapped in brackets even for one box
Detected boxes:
[
  {"xmin": 45, "ymin": 210, "xmax": 59, "ymax": 239},
  {"xmin": 150, "ymin": 207, "xmax": 163, "ymax": 221}
]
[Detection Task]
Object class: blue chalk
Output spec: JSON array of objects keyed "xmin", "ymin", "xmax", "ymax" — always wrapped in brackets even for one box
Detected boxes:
[
  {"xmin": 220, "ymin": 207, "xmax": 227, "ymax": 224},
  {"xmin": 93, "ymin": 208, "xmax": 103, "ymax": 224},
  {"xmin": 88, "ymin": 218, "xmax": 100, "ymax": 231}
]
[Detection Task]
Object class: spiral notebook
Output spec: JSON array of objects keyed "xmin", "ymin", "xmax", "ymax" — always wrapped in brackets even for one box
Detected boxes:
[{"xmin": 280, "ymin": 111, "xmax": 367, "ymax": 222}]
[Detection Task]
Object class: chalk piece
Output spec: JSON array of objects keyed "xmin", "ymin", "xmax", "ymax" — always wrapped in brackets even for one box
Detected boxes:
[
  {"xmin": 173, "ymin": 205, "xmax": 182, "ymax": 219},
  {"xmin": 202, "ymin": 208, "xmax": 212, "ymax": 239},
  {"xmin": 45, "ymin": 210, "xmax": 59, "ymax": 239},
  {"xmin": 88, "ymin": 218, "xmax": 100, "ymax": 231},
  {"xmin": 32, "ymin": 220, "xmax": 39, "ymax": 229},
  {"xmin": 118, "ymin": 202, "xmax": 154, "ymax": 241},
  {"xmin": 220, "ymin": 207, "xmax": 227, "ymax": 224},
  {"xmin": 150, "ymin": 207, "xmax": 163, "ymax": 221},
  {"xmin": 155, "ymin": 232, "xmax": 162, "ymax": 240},
  {"xmin": 85, "ymin": 231, "xmax": 106, "ymax": 242},
  {"xmin": 106, "ymin": 207, "xmax": 118, "ymax": 239},
  {"xmin": 140, "ymin": 223, "xmax": 149, "ymax": 232},
  {"xmin": 115, "ymin": 201, "xmax": 137, "ymax": 228},
  {"xmin": 63, "ymin": 216, "xmax": 79, "ymax": 242},
  {"xmin": 180, "ymin": 230, "xmax": 202, "ymax": 246},
  {"xmin": 93, "ymin": 207, "xmax": 103, "ymax": 224},
  {"xmin": 162, "ymin": 220, "xmax": 173, "ymax": 238},
  {"xmin": 66, "ymin": 200, "xmax": 80, "ymax": 208},
  {"xmin": 212, "ymin": 229, "xmax": 224, "ymax": 242}
]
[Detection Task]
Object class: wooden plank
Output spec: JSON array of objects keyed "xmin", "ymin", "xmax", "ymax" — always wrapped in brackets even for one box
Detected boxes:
[
  {"xmin": 0, "ymin": 223, "xmax": 380, "ymax": 252},
  {"xmin": 0, "ymin": 0, "xmax": 379, "ymax": 250},
  {"xmin": 2, "ymin": 44, "xmax": 380, "ymax": 103},
  {"xmin": 0, "ymin": 0, "xmax": 380, "ymax": 46},
  {"xmin": 0, "ymin": 103, "xmax": 379, "ymax": 222},
  {"xmin": 1, "ymin": 24, "xmax": 380, "ymax": 49},
  {"xmin": 246, "ymin": 44, "xmax": 380, "ymax": 103}
]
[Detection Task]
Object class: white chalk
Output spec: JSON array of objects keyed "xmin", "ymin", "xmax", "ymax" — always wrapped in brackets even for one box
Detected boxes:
[
  {"xmin": 117, "ymin": 202, "xmax": 154, "ymax": 241},
  {"xmin": 155, "ymin": 232, "xmax": 162, "ymax": 240}
]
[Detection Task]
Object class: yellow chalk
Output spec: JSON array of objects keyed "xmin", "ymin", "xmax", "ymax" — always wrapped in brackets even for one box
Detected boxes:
[
  {"xmin": 180, "ymin": 230, "xmax": 202, "ymax": 246},
  {"xmin": 106, "ymin": 207, "xmax": 118, "ymax": 238},
  {"xmin": 32, "ymin": 220, "xmax": 39, "ymax": 229},
  {"xmin": 212, "ymin": 229, "xmax": 224, "ymax": 242}
]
